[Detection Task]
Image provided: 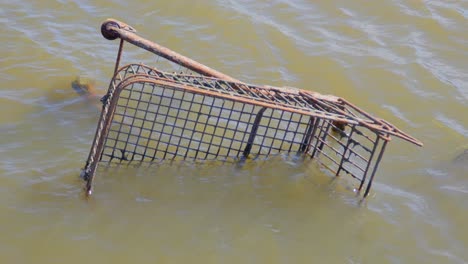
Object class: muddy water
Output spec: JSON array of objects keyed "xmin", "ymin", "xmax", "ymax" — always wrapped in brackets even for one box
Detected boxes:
[{"xmin": 1, "ymin": 0, "xmax": 467, "ymax": 263}]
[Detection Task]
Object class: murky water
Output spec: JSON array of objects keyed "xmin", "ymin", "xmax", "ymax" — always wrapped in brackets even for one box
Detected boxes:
[{"xmin": 1, "ymin": 0, "xmax": 467, "ymax": 263}]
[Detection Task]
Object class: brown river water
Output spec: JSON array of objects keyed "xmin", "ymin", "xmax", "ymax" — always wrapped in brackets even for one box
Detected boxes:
[{"xmin": 1, "ymin": 0, "xmax": 467, "ymax": 263}]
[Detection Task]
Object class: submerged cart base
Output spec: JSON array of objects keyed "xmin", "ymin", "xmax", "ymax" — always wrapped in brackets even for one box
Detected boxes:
[{"xmin": 81, "ymin": 19, "xmax": 422, "ymax": 197}]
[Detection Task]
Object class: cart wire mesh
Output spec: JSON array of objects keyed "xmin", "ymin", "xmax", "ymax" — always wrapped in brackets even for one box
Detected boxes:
[{"xmin": 81, "ymin": 19, "xmax": 423, "ymax": 197}]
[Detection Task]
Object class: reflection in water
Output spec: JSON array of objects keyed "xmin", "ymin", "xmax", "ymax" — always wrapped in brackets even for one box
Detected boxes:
[{"xmin": 453, "ymin": 149, "xmax": 468, "ymax": 167}]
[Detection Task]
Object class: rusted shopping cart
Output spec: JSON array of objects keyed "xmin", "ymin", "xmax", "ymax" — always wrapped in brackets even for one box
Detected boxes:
[{"xmin": 81, "ymin": 19, "xmax": 423, "ymax": 197}]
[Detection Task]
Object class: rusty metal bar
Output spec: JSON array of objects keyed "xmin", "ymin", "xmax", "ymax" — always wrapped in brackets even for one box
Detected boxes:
[
  {"xmin": 358, "ymin": 135, "xmax": 381, "ymax": 192},
  {"xmin": 83, "ymin": 79, "xmax": 126, "ymax": 195},
  {"xmin": 243, "ymin": 107, "xmax": 267, "ymax": 159},
  {"xmin": 113, "ymin": 39, "xmax": 124, "ymax": 75},
  {"xmin": 101, "ymin": 18, "xmax": 240, "ymax": 83},
  {"xmin": 316, "ymin": 120, "xmax": 333, "ymax": 157},
  {"xmin": 310, "ymin": 119, "xmax": 325, "ymax": 158},
  {"xmin": 364, "ymin": 139, "xmax": 388, "ymax": 197},
  {"xmin": 341, "ymin": 98, "xmax": 423, "ymax": 147},
  {"xmin": 336, "ymin": 125, "xmax": 356, "ymax": 176},
  {"xmin": 299, "ymin": 116, "xmax": 315, "ymax": 153}
]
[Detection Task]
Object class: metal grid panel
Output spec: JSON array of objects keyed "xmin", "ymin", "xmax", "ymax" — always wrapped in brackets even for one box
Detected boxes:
[
  {"xmin": 82, "ymin": 64, "xmax": 418, "ymax": 196},
  {"xmin": 99, "ymin": 80, "xmax": 313, "ymax": 163},
  {"xmin": 110, "ymin": 64, "xmax": 421, "ymax": 146},
  {"xmin": 82, "ymin": 71, "xmax": 389, "ymax": 197},
  {"xmin": 81, "ymin": 19, "xmax": 422, "ymax": 196}
]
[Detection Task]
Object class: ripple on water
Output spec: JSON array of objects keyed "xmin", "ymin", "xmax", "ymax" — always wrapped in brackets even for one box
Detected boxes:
[
  {"xmin": 372, "ymin": 183, "xmax": 431, "ymax": 220},
  {"xmin": 1, "ymin": 0, "xmax": 468, "ymax": 262},
  {"xmin": 435, "ymin": 112, "xmax": 468, "ymax": 137}
]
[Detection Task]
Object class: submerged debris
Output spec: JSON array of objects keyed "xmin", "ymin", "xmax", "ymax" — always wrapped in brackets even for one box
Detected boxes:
[
  {"xmin": 453, "ymin": 149, "xmax": 468, "ymax": 167},
  {"xmin": 81, "ymin": 19, "xmax": 422, "ymax": 197}
]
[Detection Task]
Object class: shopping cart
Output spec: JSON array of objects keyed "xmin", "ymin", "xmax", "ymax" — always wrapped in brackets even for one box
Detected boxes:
[{"xmin": 81, "ymin": 19, "xmax": 422, "ymax": 197}]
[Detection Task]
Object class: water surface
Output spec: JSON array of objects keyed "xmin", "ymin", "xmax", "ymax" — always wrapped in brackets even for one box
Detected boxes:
[{"xmin": 1, "ymin": 0, "xmax": 467, "ymax": 263}]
